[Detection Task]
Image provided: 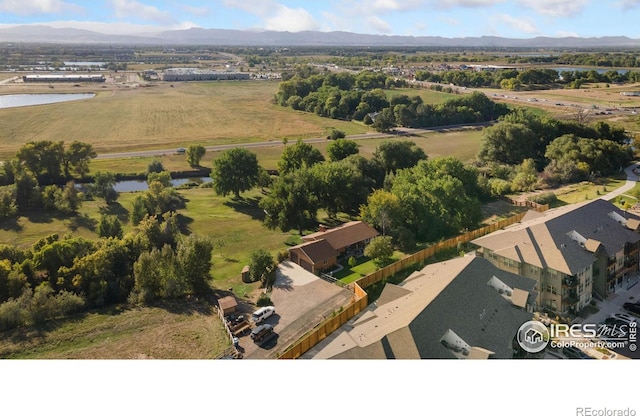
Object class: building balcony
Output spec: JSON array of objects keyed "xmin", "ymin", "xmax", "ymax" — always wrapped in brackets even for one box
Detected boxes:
[
  {"xmin": 562, "ymin": 276, "xmax": 578, "ymax": 288},
  {"xmin": 562, "ymin": 292, "xmax": 578, "ymax": 305}
]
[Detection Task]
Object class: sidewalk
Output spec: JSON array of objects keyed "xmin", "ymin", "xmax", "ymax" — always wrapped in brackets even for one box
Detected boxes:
[{"xmin": 581, "ymin": 275, "xmax": 640, "ymax": 326}]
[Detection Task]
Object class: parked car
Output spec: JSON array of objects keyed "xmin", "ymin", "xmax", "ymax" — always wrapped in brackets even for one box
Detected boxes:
[
  {"xmin": 623, "ymin": 302, "xmax": 640, "ymax": 315},
  {"xmin": 562, "ymin": 346, "xmax": 594, "ymax": 359},
  {"xmin": 176, "ymin": 147, "xmax": 186, "ymax": 154},
  {"xmin": 251, "ymin": 306, "xmax": 275, "ymax": 324},
  {"xmin": 250, "ymin": 324, "xmax": 274, "ymax": 342},
  {"xmin": 610, "ymin": 313, "xmax": 636, "ymax": 325}
]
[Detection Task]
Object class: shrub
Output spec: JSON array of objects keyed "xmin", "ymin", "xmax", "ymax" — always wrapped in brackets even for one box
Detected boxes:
[
  {"xmin": 527, "ymin": 192, "xmax": 558, "ymax": 205},
  {"xmin": 256, "ymin": 293, "xmax": 272, "ymax": 307}
]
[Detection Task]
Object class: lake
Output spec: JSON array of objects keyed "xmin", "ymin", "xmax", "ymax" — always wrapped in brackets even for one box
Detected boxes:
[
  {"xmin": 0, "ymin": 93, "xmax": 96, "ymax": 109},
  {"xmin": 114, "ymin": 177, "xmax": 212, "ymax": 192}
]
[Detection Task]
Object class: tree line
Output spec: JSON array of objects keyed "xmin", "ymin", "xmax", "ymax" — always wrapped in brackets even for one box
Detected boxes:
[
  {"xmin": 476, "ymin": 109, "xmax": 632, "ymax": 194},
  {"xmin": 416, "ymin": 67, "xmax": 640, "ymax": 90},
  {"xmin": 275, "ymin": 66, "xmax": 509, "ymax": 132}
]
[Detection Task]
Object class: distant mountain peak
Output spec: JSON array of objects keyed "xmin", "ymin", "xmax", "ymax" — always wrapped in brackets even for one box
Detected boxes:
[{"xmin": 0, "ymin": 25, "xmax": 638, "ymax": 48}]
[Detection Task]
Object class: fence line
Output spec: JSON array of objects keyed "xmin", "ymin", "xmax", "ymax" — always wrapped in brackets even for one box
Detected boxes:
[{"xmin": 277, "ymin": 202, "xmax": 548, "ymax": 359}]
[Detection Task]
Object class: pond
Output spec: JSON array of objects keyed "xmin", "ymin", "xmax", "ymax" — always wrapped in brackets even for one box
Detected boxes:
[
  {"xmin": 114, "ymin": 177, "xmax": 212, "ymax": 192},
  {"xmin": 0, "ymin": 93, "xmax": 96, "ymax": 109}
]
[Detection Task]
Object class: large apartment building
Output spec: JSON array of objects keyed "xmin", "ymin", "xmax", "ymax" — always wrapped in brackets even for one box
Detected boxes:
[{"xmin": 472, "ymin": 199, "xmax": 640, "ymax": 317}]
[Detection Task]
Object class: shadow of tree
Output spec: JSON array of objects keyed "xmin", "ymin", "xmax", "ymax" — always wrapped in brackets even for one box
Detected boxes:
[
  {"xmin": 0, "ymin": 217, "xmax": 22, "ymax": 232},
  {"xmin": 66, "ymin": 213, "xmax": 98, "ymax": 232},
  {"xmin": 176, "ymin": 213, "xmax": 193, "ymax": 235},
  {"xmin": 223, "ymin": 196, "xmax": 265, "ymax": 221},
  {"xmin": 99, "ymin": 202, "xmax": 130, "ymax": 224}
]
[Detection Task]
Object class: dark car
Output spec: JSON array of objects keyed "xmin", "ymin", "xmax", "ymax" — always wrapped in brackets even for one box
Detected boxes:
[
  {"xmin": 623, "ymin": 302, "xmax": 640, "ymax": 315},
  {"xmin": 250, "ymin": 324, "xmax": 274, "ymax": 342},
  {"xmin": 562, "ymin": 346, "xmax": 594, "ymax": 359}
]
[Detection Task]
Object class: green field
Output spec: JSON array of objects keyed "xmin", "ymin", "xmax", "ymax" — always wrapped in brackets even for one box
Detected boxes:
[
  {"xmin": 0, "ymin": 80, "xmax": 371, "ymax": 160},
  {"xmin": 0, "ymin": 300, "xmax": 230, "ymax": 359}
]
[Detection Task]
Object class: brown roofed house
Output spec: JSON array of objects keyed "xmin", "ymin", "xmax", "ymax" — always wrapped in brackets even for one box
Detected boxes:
[{"xmin": 288, "ymin": 221, "xmax": 379, "ymax": 274}]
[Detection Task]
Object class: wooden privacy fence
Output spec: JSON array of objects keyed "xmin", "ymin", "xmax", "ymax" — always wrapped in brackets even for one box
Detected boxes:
[
  {"xmin": 355, "ymin": 203, "xmax": 548, "ymax": 290},
  {"xmin": 277, "ymin": 202, "xmax": 548, "ymax": 359},
  {"xmin": 278, "ymin": 282, "xmax": 368, "ymax": 359}
]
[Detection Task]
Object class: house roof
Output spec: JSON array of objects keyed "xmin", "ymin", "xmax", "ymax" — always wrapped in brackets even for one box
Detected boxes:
[
  {"xmin": 302, "ymin": 221, "xmax": 379, "ymax": 251},
  {"xmin": 218, "ymin": 296, "xmax": 237, "ymax": 313},
  {"xmin": 290, "ymin": 239, "xmax": 338, "ymax": 264},
  {"xmin": 304, "ymin": 255, "xmax": 536, "ymax": 359},
  {"xmin": 472, "ymin": 199, "xmax": 640, "ymax": 275}
]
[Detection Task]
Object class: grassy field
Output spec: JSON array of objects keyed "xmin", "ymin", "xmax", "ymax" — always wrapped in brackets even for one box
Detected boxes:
[
  {"xmin": 88, "ymin": 127, "xmax": 485, "ymax": 175},
  {"xmin": 0, "ymin": 300, "xmax": 230, "ymax": 359},
  {"xmin": 0, "ymin": 80, "xmax": 371, "ymax": 160}
]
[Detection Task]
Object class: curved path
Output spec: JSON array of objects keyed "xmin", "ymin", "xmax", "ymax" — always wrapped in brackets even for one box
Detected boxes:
[{"xmin": 600, "ymin": 162, "xmax": 640, "ymax": 201}]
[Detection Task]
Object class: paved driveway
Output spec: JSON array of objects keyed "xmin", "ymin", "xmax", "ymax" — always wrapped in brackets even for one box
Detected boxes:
[{"xmin": 243, "ymin": 261, "xmax": 354, "ymax": 359}]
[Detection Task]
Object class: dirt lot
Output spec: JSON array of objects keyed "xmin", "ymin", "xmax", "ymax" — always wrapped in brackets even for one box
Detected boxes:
[{"xmin": 240, "ymin": 261, "xmax": 354, "ymax": 359}]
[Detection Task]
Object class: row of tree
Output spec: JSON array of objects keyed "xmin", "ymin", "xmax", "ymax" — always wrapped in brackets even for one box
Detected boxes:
[
  {"xmin": 476, "ymin": 110, "xmax": 632, "ymax": 193},
  {"xmin": 275, "ymin": 67, "xmax": 508, "ymax": 131},
  {"xmin": 415, "ymin": 68, "xmax": 640, "ymax": 90}
]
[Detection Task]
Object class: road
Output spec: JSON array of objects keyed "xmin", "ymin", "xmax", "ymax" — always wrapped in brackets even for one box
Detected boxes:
[
  {"xmin": 600, "ymin": 162, "xmax": 640, "ymax": 201},
  {"xmin": 94, "ymin": 122, "xmax": 490, "ymax": 160}
]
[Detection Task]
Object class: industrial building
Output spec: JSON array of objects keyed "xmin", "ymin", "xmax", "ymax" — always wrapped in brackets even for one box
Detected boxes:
[
  {"xmin": 22, "ymin": 74, "xmax": 106, "ymax": 83},
  {"xmin": 161, "ymin": 68, "xmax": 250, "ymax": 82}
]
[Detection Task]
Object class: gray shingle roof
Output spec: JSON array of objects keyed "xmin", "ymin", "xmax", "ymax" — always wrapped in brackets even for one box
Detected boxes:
[
  {"xmin": 304, "ymin": 256, "xmax": 536, "ymax": 359},
  {"xmin": 472, "ymin": 199, "xmax": 640, "ymax": 275}
]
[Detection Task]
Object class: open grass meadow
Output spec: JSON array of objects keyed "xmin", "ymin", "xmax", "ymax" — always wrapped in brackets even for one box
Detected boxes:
[
  {"xmin": 0, "ymin": 79, "xmax": 371, "ymax": 160},
  {"xmin": 0, "ymin": 300, "xmax": 230, "ymax": 359}
]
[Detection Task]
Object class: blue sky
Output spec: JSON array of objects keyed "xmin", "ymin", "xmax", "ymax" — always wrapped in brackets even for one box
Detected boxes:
[{"xmin": 0, "ymin": 0, "xmax": 639, "ymax": 38}]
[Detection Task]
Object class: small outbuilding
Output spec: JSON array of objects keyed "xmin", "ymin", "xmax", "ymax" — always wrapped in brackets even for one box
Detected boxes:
[
  {"xmin": 218, "ymin": 296, "xmax": 238, "ymax": 316},
  {"xmin": 241, "ymin": 265, "xmax": 251, "ymax": 283}
]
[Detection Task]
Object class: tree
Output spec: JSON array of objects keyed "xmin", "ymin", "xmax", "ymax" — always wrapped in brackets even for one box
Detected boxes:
[
  {"xmin": 130, "ymin": 195, "xmax": 148, "ymax": 226},
  {"xmin": 364, "ymin": 236, "xmax": 394, "ymax": 267},
  {"xmin": 478, "ymin": 122, "xmax": 539, "ymax": 165},
  {"xmin": 327, "ymin": 139, "xmax": 359, "ymax": 162},
  {"xmin": 63, "ymin": 141, "xmax": 96, "ymax": 178},
  {"xmin": 311, "ymin": 161, "xmax": 368, "ymax": 217},
  {"xmin": 98, "ymin": 214, "xmax": 123, "ymax": 239},
  {"xmin": 260, "ymin": 168, "xmax": 319, "ymax": 235},
  {"xmin": 0, "ymin": 187, "xmax": 16, "ymax": 218},
  {"xmin": 211, "ymin": 148, "xmax": 260, "ymax": 198},
  {"xmin": 59, "ymin": 181, "xmax": 82, "ymax": 213},
  {"xmin": 372, "ymin": 107, "xmax": 396, "ymax": 132},
  {"xmin": 16, "ymin": 141, "xmax": 65, "ymax": 184},
  {"xmin": 14, "ymin": 170, "xmax": 41, "ymax": 210},
  {"xmin": 373, "ymin": 140, "xmax": 427, "ymax": 173},
  {"xmin": 147, "ymin": 160, "xmax": 164, "ymax": 174},
  {"xmin": 327, "ymin": 129, "xmax": 346, "ymax": 140},
  {"xmin": 359, "ymin": 189, "xmax": 401, "ymax": 236},
  {"xmin": 186, "ymin": 144, "xmax": 206, "ymax": 167},
  {"xmin": 278, "ymin": 140, "xmax": 325, "ymax": 174},
  {"xmin": 175, "ymin": 234, "xmax": 214, "ymax": 294},
  {"xmin": 92, "ymin": 172, "xmax": 118, "ymax": 204},
  {"xmin": 248, "ymin": 249, "xmax": 275, "ymax": 285}
]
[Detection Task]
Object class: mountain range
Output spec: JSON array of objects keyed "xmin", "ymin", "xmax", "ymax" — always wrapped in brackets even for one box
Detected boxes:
[{"xmin": 1, "ymin": 25, "xmax": 639, "ymax": 48}]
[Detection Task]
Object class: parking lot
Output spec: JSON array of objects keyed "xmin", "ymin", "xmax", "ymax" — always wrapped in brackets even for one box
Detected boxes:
[
  {"xmin": 552, "ymin": 276, "xmax": 640, "ymax": 359},
  {"xmin": 240, "ymin": 261, "xmax": 355, "ymax": 359}
]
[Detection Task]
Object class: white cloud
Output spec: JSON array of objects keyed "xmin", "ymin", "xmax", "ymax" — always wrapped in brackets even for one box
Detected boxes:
[
  {"xmin": 555, "ymin": 30, "xmax": 580, "ymax": 37},
  {"xmin": 492, "ymin": 13, "xmax": 538, "ymax": 34},
  {"xmin": 367, "ymin": 16, "xmax": 392, "ymax": 34},
  {"xmin": 517, "ymin": 0, "xmax": 589, "ymax": 17},
  {"xmin": 180, "ymin": 5, "xmax": 211, "ymax": 17},
  {"xmin": 264, "ymin": 5, "xmax": 320, "ymax": 32},
  {"xmin": 107, "ymin": 0, "xmax": 174, "ymax": 24},
  {"xmin": 434, "ymin": 0, "xmax": 505, "ymax": 7},
  {"xmin": 620, "ymin": 0, "xmax": 640, "ymax": 8},
  {"xmin": 0, "ymin": 0, "xmax": 83, "ymax": 16}
]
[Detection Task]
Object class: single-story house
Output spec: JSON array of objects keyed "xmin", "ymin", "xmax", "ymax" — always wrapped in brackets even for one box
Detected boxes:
[{"xmin": 288, "ymin": 221, "xmax": 379, "ymax": 274}]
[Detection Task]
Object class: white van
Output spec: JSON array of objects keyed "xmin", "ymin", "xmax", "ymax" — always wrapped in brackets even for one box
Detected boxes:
[{"xmin": 252, "ymin": 306, "xmax": 275, "ymax": 324}]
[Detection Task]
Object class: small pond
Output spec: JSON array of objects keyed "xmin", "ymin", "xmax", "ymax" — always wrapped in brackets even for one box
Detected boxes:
[
  {"xmin": 0, "ymin": 93, "xmax": 96, "ymax": 109},
  {"xmin": 114, "ymin": 177, "xmax": 212, "ymax": 193}
]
